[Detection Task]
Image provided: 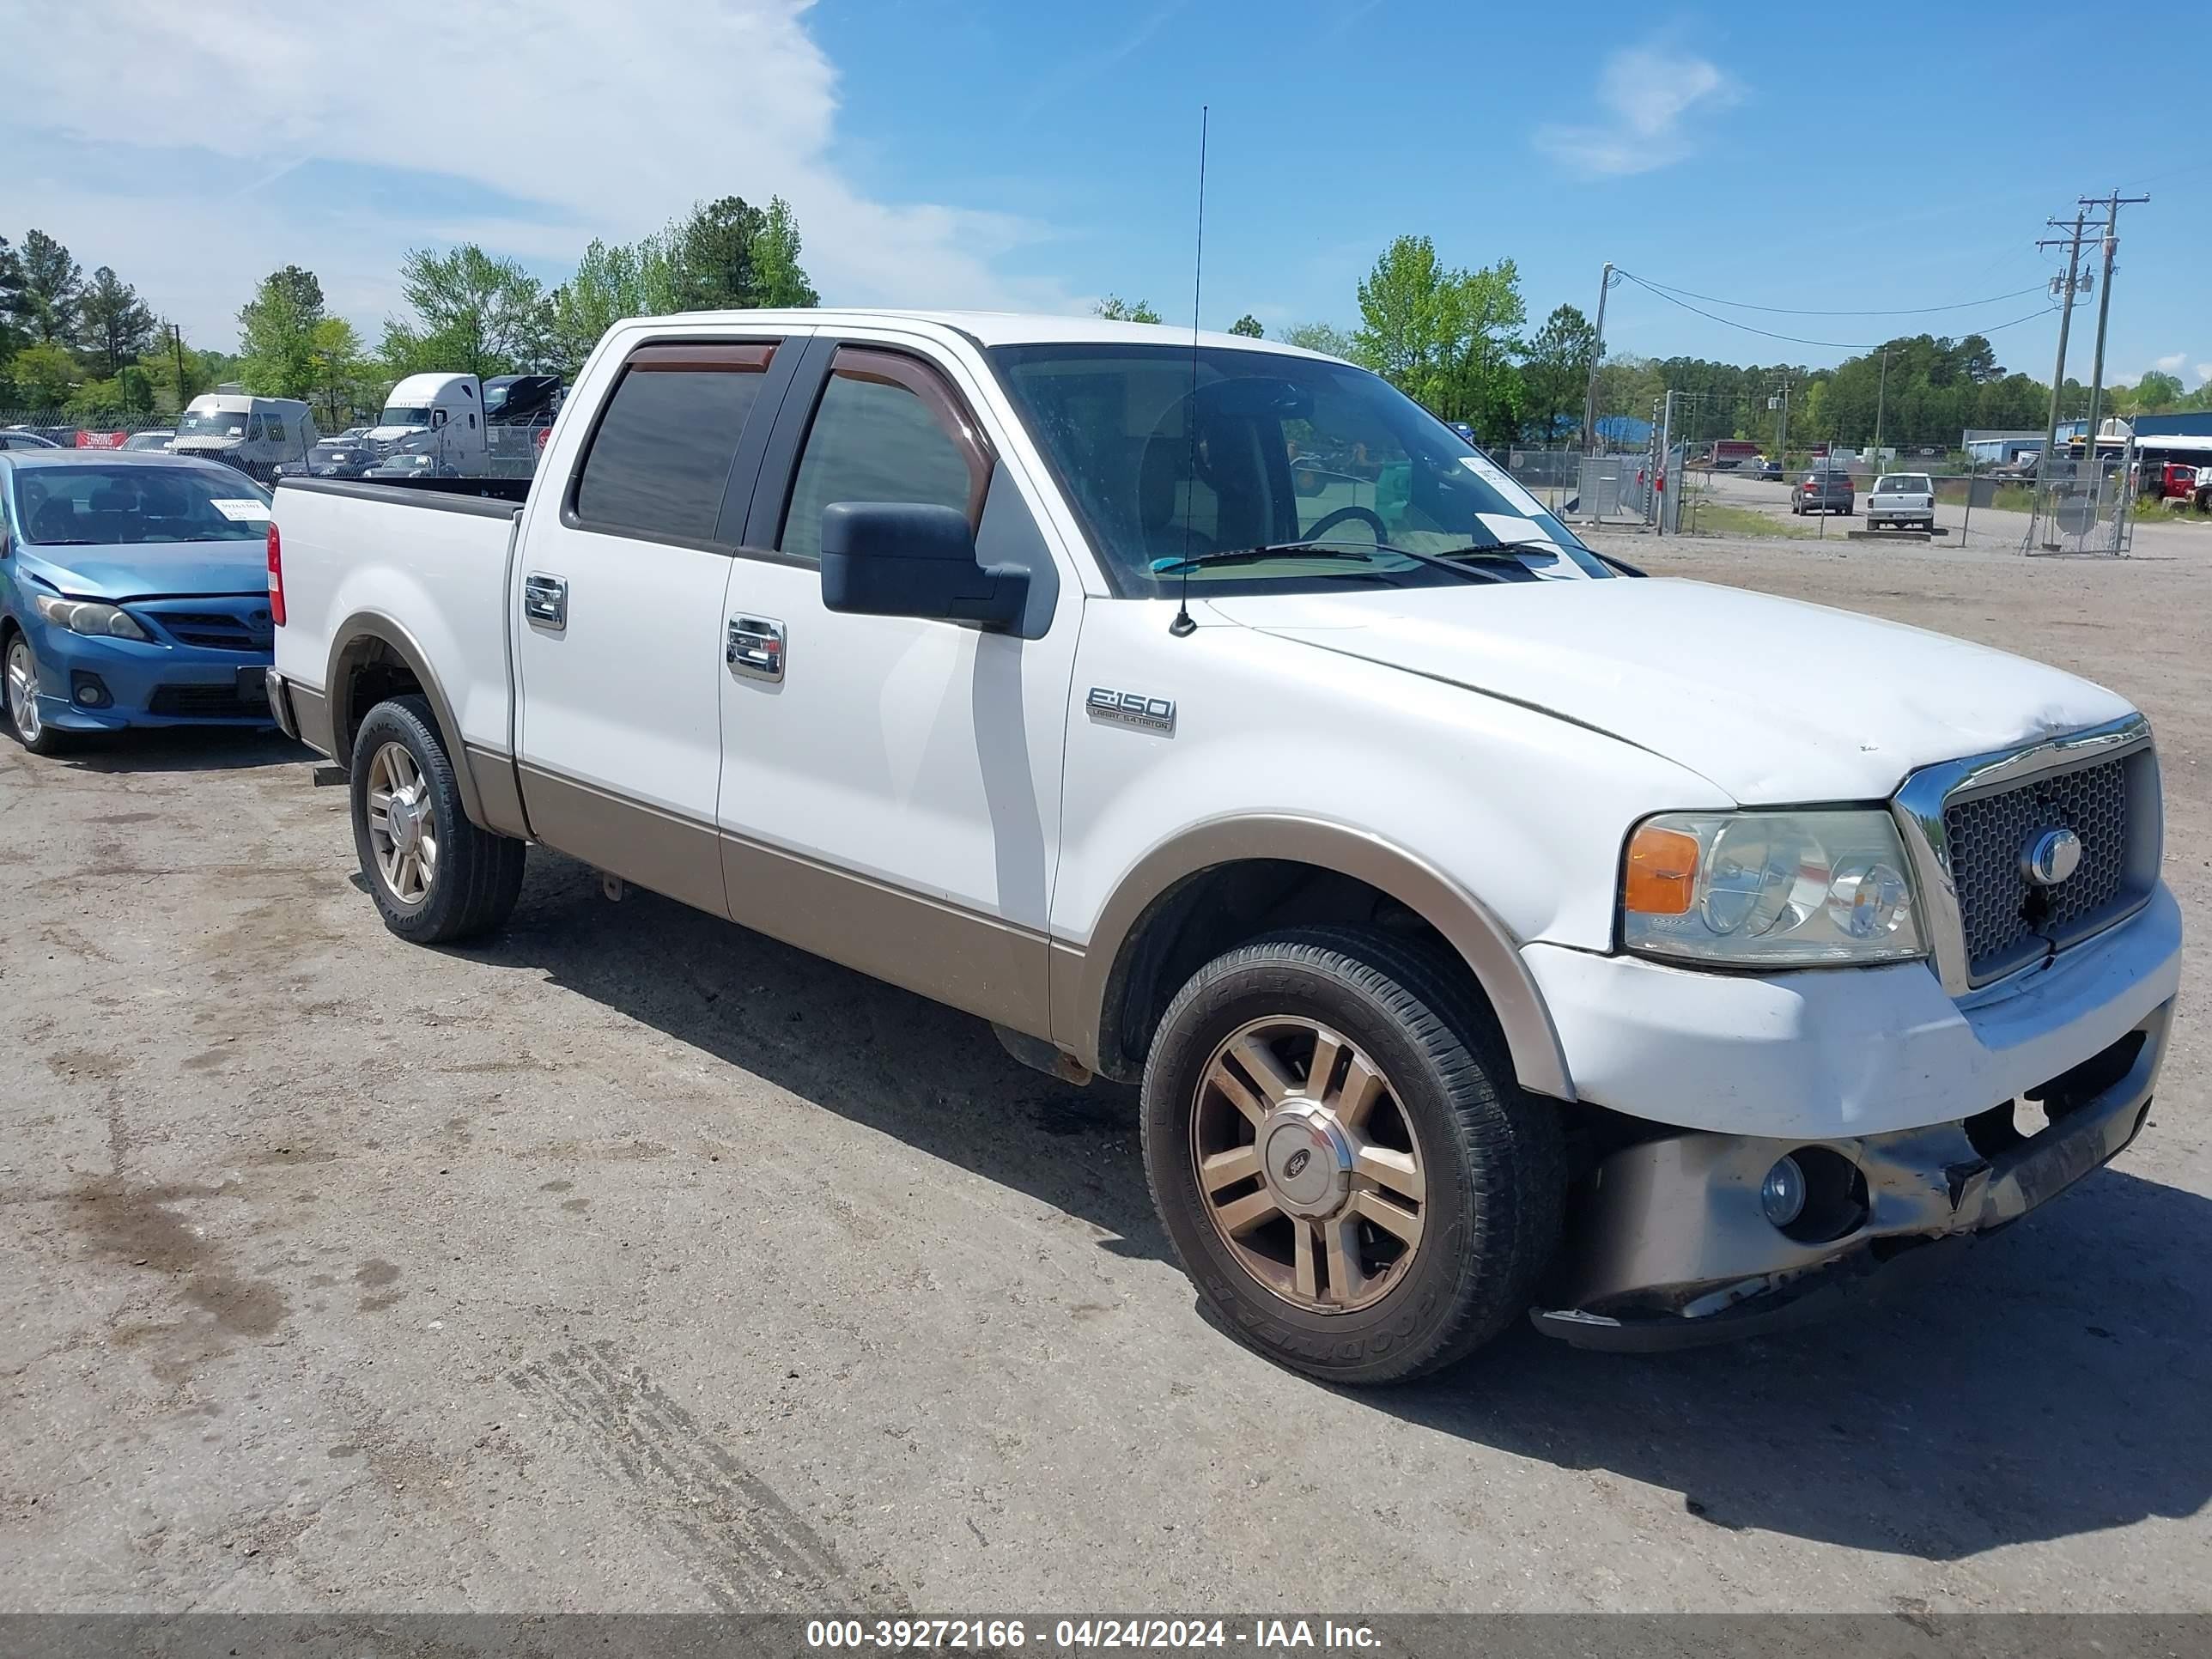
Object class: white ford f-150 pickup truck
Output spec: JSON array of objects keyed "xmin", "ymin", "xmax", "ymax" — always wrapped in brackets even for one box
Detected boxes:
[{"xmin": 268, "ymin": 310, "xmax": 2180, "ymax": 1382}]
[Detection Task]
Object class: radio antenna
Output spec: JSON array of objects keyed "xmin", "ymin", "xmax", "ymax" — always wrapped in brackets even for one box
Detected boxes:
[{"xmin": 1170, "ymin": 104, "xmax": 1208, "ymax": 639}]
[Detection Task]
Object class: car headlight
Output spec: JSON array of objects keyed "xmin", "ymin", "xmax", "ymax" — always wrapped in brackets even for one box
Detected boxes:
[
  {"xmin": 1622, "ymin": 809, "xmax": 1924, "ymax": 966},
  {"xmin": 31, "ymin": 592, "xmax": 152, "ymax": 642}
]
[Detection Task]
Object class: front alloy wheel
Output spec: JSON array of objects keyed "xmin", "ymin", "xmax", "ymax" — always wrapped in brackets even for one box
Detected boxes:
[
  {"xmin": 4, "ymin": 634, "xmax": 62, "ymax": 755},
  {"xmin": 365, "ymin": 739, "xmax": 439, "ymax": 905},
  {"xmin": 1192, "ymin": 1017, "xmax": 1426, "ymax": 1311}
]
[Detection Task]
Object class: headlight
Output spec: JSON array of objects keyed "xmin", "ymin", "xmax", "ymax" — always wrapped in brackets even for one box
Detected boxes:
[
  {"xmin": 1622, "ymin": 809, "xmax": 1924, "ymax": 966},
  {"xmin": 31, "ymin": 592, "xmax": 152, "ymax": 642}
]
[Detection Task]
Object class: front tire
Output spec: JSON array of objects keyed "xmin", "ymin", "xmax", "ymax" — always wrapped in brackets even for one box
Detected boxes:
[
  {"xmin": 4, "ymin": 631, "xmax": 67, "ymax": 756},
  {"xmin": 1139, "ymin": 926, "xmax": 1565, "ymax": 1385},
  {"xmin": 349, "ymin": 695, "xmax": 525, "ymax": 944}
]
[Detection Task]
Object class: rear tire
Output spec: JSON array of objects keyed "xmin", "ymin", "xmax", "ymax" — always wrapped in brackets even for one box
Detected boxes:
[
  {"xmin": 1139, "ymin": 925, "xmax": 1565, "ymax": 1385},
  {"xmin": 349, "ymin": 695, "xmax": 525, "ymax": 944}
]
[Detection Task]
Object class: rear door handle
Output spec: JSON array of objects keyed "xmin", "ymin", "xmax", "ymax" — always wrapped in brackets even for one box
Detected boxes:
[
  {"xmin": 523, "ymin": 573, "xmax": 568, "ymax": 630},
  {"xmin": 727, "ymin": 616, "xmax": 785, "ymax": 682}
]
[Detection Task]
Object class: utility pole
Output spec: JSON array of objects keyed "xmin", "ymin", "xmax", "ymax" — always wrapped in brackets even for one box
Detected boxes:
[
  {"xmin": 2077, "ymin": 189, "xmax": 2148, "ymax": 477},
  {"xmin": 1582, "ymin": 262, "xmax": 1616, "ymax": 454},
  {"xmin": 1772, "ymin": 377, "xmax": 1789, "ymax": 469},
  {"xmin": 2039, "ymin": 211, "xmax": 2094, "ymax": 471},
  {"xmin": 1874, "ymin": 347, "xmax": 1890, "ymax": 459},
  {"xmin": 169, "ymin": 323, "xmax": 187, "ymax": 414}
]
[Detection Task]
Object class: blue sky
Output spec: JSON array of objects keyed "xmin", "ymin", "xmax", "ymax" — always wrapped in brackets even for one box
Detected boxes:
[{"xmin": 6, "ymin": 0, "xmax": 2203, "ymax": 389}]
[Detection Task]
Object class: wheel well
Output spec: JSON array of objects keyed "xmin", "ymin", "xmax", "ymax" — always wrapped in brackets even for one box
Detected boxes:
[
  {"xmin": 337, "ymin": 639, "xmax": 427, "ymax": 760},
  {"xmin": 1095, "ymin": 859, "xmax": 1497, "ymax": 1084}
]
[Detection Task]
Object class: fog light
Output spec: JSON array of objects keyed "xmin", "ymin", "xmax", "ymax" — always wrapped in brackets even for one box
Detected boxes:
[
  {"xmin": 1760, "ymin": 1155, "xmax": 1807, "ymax": 1228},
  {"xmin": 70, "ymin": 672, "xmax": 111, "ymax": 708}
]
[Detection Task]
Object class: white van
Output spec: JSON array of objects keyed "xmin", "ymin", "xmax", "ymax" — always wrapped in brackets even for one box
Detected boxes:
[
  {"xmin": 368, "ymin": 374, "xmax": 489, "ymax": 473},
  {"xmin": 170, "ymin": 391, "xmax": 318, "ymax": 480}
]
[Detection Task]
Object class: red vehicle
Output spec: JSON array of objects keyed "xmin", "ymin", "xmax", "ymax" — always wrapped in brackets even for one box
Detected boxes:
[{"xmin": 1706, "ymin": 439, "xmax": 1761, "ymax": 469}]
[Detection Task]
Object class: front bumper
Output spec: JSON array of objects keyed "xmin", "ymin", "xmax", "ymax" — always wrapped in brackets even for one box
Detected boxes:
[
  {"xmin": 1533, "ymin": 995, "xmax": 2173, "ymax": 1351},
  {"xmin": 15, "ymin": 617, "xmax": 272, "ymax": 730}
]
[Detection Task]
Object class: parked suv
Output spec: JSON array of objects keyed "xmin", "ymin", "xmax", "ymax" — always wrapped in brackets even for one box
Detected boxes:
[
  {"xmin": 1792, "ymin": 465, "xmax": 1855, "ymax": 515},
  {"xmin": 264, "ymin": 310, "xmax": 2179, "ymax": 1382}
]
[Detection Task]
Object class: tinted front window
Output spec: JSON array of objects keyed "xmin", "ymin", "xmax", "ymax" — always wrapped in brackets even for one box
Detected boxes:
[
  {"xmin": 381, "ymin": 407, "xmax": 433, "ymax": 427},
  {"xmin": 991, "ymin": 343, "xmax": 1607, "ymax": 593},
  {"xmin": 179, "ymin": 408, "xmax": 247, "ymax": 437},
  {"xmin": 780, "ymin": 354, "xmax": 981, "ymax": 563},
  {"xmin": 572, "ymin": 345, "xmax": 775, "ymax": 543}
]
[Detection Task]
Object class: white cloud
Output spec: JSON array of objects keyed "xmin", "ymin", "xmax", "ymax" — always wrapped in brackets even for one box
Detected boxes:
[
  {"xmin": 0, "ymin": 0, "xmax": 1079, "ymax": 345},
  {"xmin": 2154, "ymin": 352, "xmax": 2187, "ymax": 373},
  {"xmin": 2197, "ymin": 362, "xmax": 2212, "ymax": 386},
  {"xmin": 1533, "ymin": 45, "xmax": 1736, "ymax": 179}
]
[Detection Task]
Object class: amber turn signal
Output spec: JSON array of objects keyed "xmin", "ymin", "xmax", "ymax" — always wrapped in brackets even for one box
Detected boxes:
[{"xmin": 1624, "ymin": 824, "xmax": 1700, "ymax": 916}]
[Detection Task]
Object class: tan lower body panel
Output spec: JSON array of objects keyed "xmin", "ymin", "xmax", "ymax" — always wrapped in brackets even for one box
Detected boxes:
[
  {"xmin": 465, "ymin": 744, "xmax": 531, "ymax": 839},
  {"xmin": 518, "ymin": 764, "xmax": 729, "ymax": 918},
  {"xmin": 721, "ymin": 835, "xmax": 1053, "ymax": 1040},
  {"xmin": 517, "ymin": 763, "xmax": 1052, "ymax": 1040},
  {"xmin": 290, "ymin": 684, "xmax": 335, "ymax": 758}
]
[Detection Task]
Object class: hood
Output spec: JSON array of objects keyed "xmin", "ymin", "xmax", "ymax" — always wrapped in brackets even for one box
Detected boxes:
[
  {"xmin": 1201, "ymin": 577, "xmax": 2134, "ymax": 803},
  {"xmin": 17, "ymin": 541, "xmax": 269, "ymax": 602},
  {"xmin": 168, "ymin": 435, "xmax": 242, "ymax": 453}
]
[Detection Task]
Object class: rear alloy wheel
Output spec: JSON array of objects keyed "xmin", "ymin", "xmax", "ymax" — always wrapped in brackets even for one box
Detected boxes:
[
  {"xmin": 349, "ymin": 695, "xmax": 526, "ymax": 945},
  {"xmin": 1142, "ymin": 926, "xmax": 1565, "ymax": 1385},
  {"xmin": 4, "ymin": 633, "xmax": 65, "ymax": 756}
]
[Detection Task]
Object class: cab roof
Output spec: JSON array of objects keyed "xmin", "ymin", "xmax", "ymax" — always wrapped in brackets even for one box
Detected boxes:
[{"xmin": 635, "ymin": 307, "xmax": 1345, "ymax": 359}]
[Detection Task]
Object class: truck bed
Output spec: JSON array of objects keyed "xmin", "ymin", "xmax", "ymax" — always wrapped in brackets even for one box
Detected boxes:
[{"xmin": 270, "ymin": 474, "xmax": 529, "ymax": 772}]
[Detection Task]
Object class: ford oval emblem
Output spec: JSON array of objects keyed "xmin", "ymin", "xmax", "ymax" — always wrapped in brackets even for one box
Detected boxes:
[
  {"xmin": 2021, "ymin": 827, "xmax": 2082, "ymax": 887},
  {"xmin": 1283, "ymin": 1148, "xmax": 1312, "ymax": 1180}
]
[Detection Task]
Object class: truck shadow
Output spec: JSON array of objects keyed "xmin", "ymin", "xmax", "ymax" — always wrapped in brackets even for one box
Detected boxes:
[
  {"xmin": 467, "ymin": 851, "xmax": 2209, "ymax": 1561},
  {"xmin": 1364, "ymin": 1160, "xmax": 2212, "ymax": 1559},
  {"xmin": 461, "ymin": 851, "xmax": 1165, "ymax": 1262}
]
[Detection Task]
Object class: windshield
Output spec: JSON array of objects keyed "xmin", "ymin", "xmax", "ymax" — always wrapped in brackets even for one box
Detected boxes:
[
  {"xmin": 989, "ymin": 343, "xmax": 1609, "ymax": 594},
  {"xmin": 177, "ymin": 407, "xmax": 247, "ymax": 438},
  {"xmin": 9, "ymin": 465, "xmax": 273, "ymax": 544},
  {"xmin": 122, "ymin": 432, "xmax": 173, "ymax": 449},
  {"xmin": 380, "ymin": 406, "xmax": 433, "ymax": 428}
]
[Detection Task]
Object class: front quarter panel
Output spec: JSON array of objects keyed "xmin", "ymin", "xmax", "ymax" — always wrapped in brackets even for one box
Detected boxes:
[{"xmin": 1051, "ymin": 599, "xmax": 1731, "ymax": 1090}]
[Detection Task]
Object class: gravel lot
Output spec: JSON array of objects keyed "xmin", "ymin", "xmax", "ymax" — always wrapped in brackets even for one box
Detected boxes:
[{"xmin": 3, "ymin": 532, "xmax": 2206, "ymax": 1615}]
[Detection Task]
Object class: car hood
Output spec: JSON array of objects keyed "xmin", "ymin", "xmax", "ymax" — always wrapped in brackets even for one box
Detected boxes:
[
  {"xmin": 1201, "ymin": 577, "xmax": 2135, "ymax": 802},
  {"xmin": 16, "ymin": 541, "xmax": 269, "ymax": 602}
]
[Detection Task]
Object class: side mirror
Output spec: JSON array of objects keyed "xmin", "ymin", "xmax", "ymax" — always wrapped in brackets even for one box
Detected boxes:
[{"xmin": 820, "ymin": 501, "xmax": 1029, "ymax": 630}]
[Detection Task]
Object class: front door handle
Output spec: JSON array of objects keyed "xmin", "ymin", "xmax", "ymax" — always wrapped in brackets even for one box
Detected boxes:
[
  {"xmin": 523, "ymin": 573, "xmax": 568, "ymax": 630},
  {"xmin": 726, "ymin": 615, "xmax": 785, "ymax": 682}
]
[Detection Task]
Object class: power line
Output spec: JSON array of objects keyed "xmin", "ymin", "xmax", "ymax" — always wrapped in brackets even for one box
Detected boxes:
[
  {"xmin": 1625, "ymin": 274, "xmax": 2048, "ymax": 318},
  {"xmin": 1613, "ymin": 270, "xmax": 2056, "ymax": 351}
]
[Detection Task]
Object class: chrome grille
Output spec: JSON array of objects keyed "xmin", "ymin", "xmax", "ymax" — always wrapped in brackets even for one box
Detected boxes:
[{"xmin": 1945, "ymin": 757, "xmax": 2130, "ymax": 981}]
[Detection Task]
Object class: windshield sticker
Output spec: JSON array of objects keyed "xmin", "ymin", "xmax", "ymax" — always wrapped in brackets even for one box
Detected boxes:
[
  {"xmin": 1459, "ymin": 453, "xmax": 1551, "ymax": 517},
  {"xmin": 210, "ymin": 498, "xmax": 271, "ymax": 522}
]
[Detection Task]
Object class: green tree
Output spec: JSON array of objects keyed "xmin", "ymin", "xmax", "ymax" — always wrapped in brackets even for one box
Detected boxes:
[
  {"xmin": 673, "ymin": 196, "xmax": 767, "ymax": 309},
  {"xmin": 9, "ymin": 340, "xmax": 79, "ymax": 408},
  {"xmin": 1094, "ymin": 295, "xmax": 1164, "ymax": 324},
  {"xmin": 1228, "ymin": 313, "xmax": 1264, "ymax": 338},
  {"xmin": 307, "ymin": 317, "xmax": 371, "ymax": 427},
  {"xmin": 750, "ymin": 197, "xmax": 818, "ymax": 308},
  {"xmin": 384, "ymin": 245, "xmax": 550, "ymax": 380},
  {"xmin": 238, "ymin": 264, "xmax": 328, "ymax": 398},
  {"xmin": 1520, "ymin": 303, "xmax": 1597, "ymax": 442},
  {"xmin": 0, "ymin": 235, "xmax": 23, "ymax": 362},
  {"xmin": 1352, "ymin": 236, "xmax": 1525, "ymax": 441},
  {"xmin": 76, "ymin": 266, "xmax": 158, "ymax": 379},
  {"xmin": 2128, "ymin": 370, "xmax": 2185, "ymax": 413},
  {"xmin": 13, "ymin": 230, "xmax": 84, "ymax": 345},
  {"xmin": 1279, "ymin": 321, "xmax": 1353, "ymax": 358}
]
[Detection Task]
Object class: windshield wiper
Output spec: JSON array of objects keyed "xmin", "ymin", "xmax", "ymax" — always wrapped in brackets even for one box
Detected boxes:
[{"xmin": 1157, "ymin": 538, "xmax": 1510, "ymax": 586}]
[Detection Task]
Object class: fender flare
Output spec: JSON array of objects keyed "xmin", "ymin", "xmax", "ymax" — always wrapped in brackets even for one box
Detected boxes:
[
  {"xmin": 325, "ymin": 610, "xmax": 488, "ymax": 830},
  {"xmin": 1059, "ymin": 813, "xmax": 1576, "ymax": 1101}
]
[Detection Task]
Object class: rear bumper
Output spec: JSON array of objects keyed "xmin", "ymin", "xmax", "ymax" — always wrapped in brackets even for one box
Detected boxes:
[{"xmin": 1532, "ymin": 997, "xmax": 2173, "ymax": 1351}]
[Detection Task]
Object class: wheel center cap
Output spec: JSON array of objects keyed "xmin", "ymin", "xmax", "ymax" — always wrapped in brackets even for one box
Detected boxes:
[
  {"xmin": 1260, "ymin": 1103, "xmax": 1353, "ymax": 1218},
  {"xmin": 388, "ymin": 793, "xmax": 421, "ymax": 855}
]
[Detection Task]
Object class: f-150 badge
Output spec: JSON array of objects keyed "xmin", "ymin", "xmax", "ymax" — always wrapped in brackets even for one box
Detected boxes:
[{"xmin": 1087, "ymin": 687, "xmax": 1176, "ymax": 735}]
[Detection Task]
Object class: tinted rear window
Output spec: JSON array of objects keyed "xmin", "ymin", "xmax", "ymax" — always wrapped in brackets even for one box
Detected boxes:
[{"xmin": 572, "ymin": 343, "xmax": 776, "ymax": 543}]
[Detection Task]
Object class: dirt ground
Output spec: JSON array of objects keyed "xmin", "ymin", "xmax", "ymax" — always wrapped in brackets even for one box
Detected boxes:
[{"xmin": 3, "ymin": 532, "xmax": 2207, "ymax": 1615}]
